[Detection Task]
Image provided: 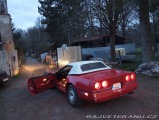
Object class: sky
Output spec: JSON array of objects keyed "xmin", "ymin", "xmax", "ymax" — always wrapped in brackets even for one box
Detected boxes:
[{"xmin": 7, "ymin": 0, "xmax": 40, "ymax": 30}]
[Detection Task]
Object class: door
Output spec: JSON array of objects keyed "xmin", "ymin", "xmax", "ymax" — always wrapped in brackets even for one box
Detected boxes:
[
  {"xmin": 56, "ymin": 65, "xmax": 72, "ymax": 92},
  {"xmin": 27, "ymin": 68, "xmax": 56, "ymax": 95}
]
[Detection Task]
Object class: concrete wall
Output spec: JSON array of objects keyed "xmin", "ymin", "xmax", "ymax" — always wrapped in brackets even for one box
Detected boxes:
[
  {"xmin": 0, "ymin": 15, "xmax": 15, "ymax": 51},
  {"xmin": 0, "ymin": 0, "xmax": 8, "ymax": 14},
  {"xmin": 57, "ymin": 46, "xmax": 81, "ymax": 68},
  {"xmin": 11, "ymin": 50, "xmax": 19, "ymax": 75},
  {"xmin": 0, "ymin": 50, "xmax": 19, "ymax": 76},
  {"xmin": 0, "ymin": 51, "xmax": 10, "ymax": 75},
  {"xmin": 0, "ymin": 4, "xmax": 19, "ymax": 76}
]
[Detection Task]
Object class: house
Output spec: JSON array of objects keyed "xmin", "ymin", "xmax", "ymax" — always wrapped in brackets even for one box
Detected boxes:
[
  {"xmin": 70, "ymin": 34, "xmax": 125, "ymax": 48},
  {"xmin": 0, "ymin": 0, "xmax": 19, "ymax": 76}
]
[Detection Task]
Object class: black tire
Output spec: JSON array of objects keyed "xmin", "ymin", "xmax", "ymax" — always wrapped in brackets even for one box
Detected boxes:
[{"xmin": 67, "ymin": 85, "xmax": 82, "ymax": 107}]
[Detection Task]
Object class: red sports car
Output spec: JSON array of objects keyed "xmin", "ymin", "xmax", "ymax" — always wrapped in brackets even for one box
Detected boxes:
[{"xmin": 27, "ymin": 61, "xmax": 138, "ymax": 107}]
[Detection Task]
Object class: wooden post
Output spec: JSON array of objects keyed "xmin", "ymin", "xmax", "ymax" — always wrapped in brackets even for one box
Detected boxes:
[{"xmin": 118, "ymin": 51, "xmax": 122, "ymax": 65}]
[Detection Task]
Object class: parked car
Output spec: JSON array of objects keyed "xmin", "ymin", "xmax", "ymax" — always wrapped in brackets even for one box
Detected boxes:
[
  {"xmin": 0, "ymin": 71, "xmax": 9, "ymax": 85},
  {"xmin": 27, "ymin": 61, "xmax": 138, "ymax": 107}
]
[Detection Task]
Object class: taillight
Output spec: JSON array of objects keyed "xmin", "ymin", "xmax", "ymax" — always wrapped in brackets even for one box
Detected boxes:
[
  {"xmin": 102, "ymin": 81, "xmax": 108, "ymax": 88},
  {"xmin": 131, "ymin": 73, "xmax": 135, "ymax": 80},
  {"xmin": 125, "ymin": 75, "xmax": 130, "ymax": 81},
  {"xmin": 95, "ymin": 82, "xmax": 101, "ymax": 90}
]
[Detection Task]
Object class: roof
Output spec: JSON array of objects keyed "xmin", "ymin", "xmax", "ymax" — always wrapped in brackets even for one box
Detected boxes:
[
  {"xmin": 68, "ymin": 61, "xmax": 111, "ymax": 75},
  {"xmin": 71, "ymin": 34, "xmax": 125, "ymax": 44}
]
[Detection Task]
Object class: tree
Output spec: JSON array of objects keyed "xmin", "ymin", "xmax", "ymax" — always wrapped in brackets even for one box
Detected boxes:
[
  {"xmin": 139, "ymin": 0, "xmax": 153, "ymax": 62},
  {"xmin": 12, "ymin": 23, "xmax": 25, "ymax": 59},
  {"xmin": 38, "ymin": 0, "xmax": 86, "ymax": 45},
  {"xmin": 149, "ymin": 0, "xmax": 159, "ymax": 52},
  {"xmin": 25, "ymin": 26, "xmax": 49, "ymax": 53},
  {"xmin": 119, "ymin": 1, "xmax": 137, "ymax": 38},
  {"xmin": 12, "ymin": 23, "xmax": 22, "ymax": 42},
  {"xmin": 91, "ymin": 0, "xmax": 134, "ymax": 61}
]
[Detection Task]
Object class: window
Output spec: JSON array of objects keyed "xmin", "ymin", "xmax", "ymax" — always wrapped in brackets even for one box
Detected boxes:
[
  {"xmin": 61, "ymin": 65, "xmax": 73, "ymax": 73},
  {"xmin": 56, "ymin": 65, "xmax": 73, "ymax": 79},
  {"xmin": 81, "ymin": 62, "xmax": 107, "ymax": 72}
]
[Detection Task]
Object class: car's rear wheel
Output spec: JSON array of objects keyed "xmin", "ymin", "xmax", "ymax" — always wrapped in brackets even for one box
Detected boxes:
[{"xmin": 67, "ymin": 85, "xmax": 82, "ymax": 107}]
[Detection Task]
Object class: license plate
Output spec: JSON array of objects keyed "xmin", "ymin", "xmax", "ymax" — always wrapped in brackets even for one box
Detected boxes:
[
  {"xmin": 3, "ymin": 78, "xmax": 9, "ymax": 82},
  {"xmin": 112, "ymin": 83, "xmax": 121, "ymax": 90}
]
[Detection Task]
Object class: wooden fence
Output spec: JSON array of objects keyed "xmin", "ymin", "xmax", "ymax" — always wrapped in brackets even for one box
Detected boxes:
[{"xmin": 57, "ymin": 46, "xmax": 81, "ymax": 68}]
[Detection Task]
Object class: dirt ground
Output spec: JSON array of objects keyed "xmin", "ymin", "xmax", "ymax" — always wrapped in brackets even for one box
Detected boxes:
[{"xmin": 0, "ymin": 57, "xmax": 159, "ymax": 120}]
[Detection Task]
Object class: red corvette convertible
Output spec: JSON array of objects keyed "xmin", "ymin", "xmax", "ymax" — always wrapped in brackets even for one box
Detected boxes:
[{"xmin": 27, "ymin": 61, "xmax": 138, "ymax": 107}]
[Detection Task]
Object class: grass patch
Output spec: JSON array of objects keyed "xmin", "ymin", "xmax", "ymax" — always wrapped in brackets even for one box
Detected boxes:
[
  {"xmin": 149, "ymin": 76, "xmax": 159, "ymax": 80},
  {"xmin": 115, "ymin": 61, "xmax": 141, "ymax": 71},
  {"xmin": 137, "ymin": 74, "xmax": 159, "ymax": 80},
  {"xmin": 154, "ymin": 55, "xmax": 159, "ymax": 61}
]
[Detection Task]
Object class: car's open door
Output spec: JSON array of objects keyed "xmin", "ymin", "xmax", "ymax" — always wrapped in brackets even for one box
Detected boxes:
[{"xmin": 27, "ymin": 68, "xmax": 56, "ymax": 95}]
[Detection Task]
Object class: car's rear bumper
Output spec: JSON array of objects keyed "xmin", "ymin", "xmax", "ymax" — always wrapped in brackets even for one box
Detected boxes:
[
  {"xmin": 91, "ymin": 81, "xmax": 138, "ymax": 103},
  {"xmin": 78, "ymin": 80, "xmax": 138, "ymax": 103}
]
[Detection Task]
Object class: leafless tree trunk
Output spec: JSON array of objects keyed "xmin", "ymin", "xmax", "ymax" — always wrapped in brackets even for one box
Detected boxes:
[
  {"xmin": 110, "ymin": 29, "xmax": 116, "ymax": 61},
  {"xmin": 139, "ymin": 0, "xmax": 153, "ymax": 62}
]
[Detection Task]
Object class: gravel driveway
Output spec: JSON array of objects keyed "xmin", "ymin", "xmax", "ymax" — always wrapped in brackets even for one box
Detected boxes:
[{"xmin": 0, "ymin": 57, "xmax": 159, "ymax": 120}]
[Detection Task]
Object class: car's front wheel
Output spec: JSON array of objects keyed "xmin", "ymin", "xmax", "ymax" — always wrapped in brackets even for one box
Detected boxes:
[{"xmin": 67, "ymin": 85, "xmax": 82, "ymax": 107}]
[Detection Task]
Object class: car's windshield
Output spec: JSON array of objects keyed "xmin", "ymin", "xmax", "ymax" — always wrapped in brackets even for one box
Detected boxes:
[{"xmin": 80, "ymin": 62, "xmax": 108, "ymax": 72}]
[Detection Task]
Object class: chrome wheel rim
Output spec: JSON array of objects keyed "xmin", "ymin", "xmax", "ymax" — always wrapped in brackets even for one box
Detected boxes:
[{"xmin": 68, "ymin": 88, "xmax": 75, "ymax": 104}]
